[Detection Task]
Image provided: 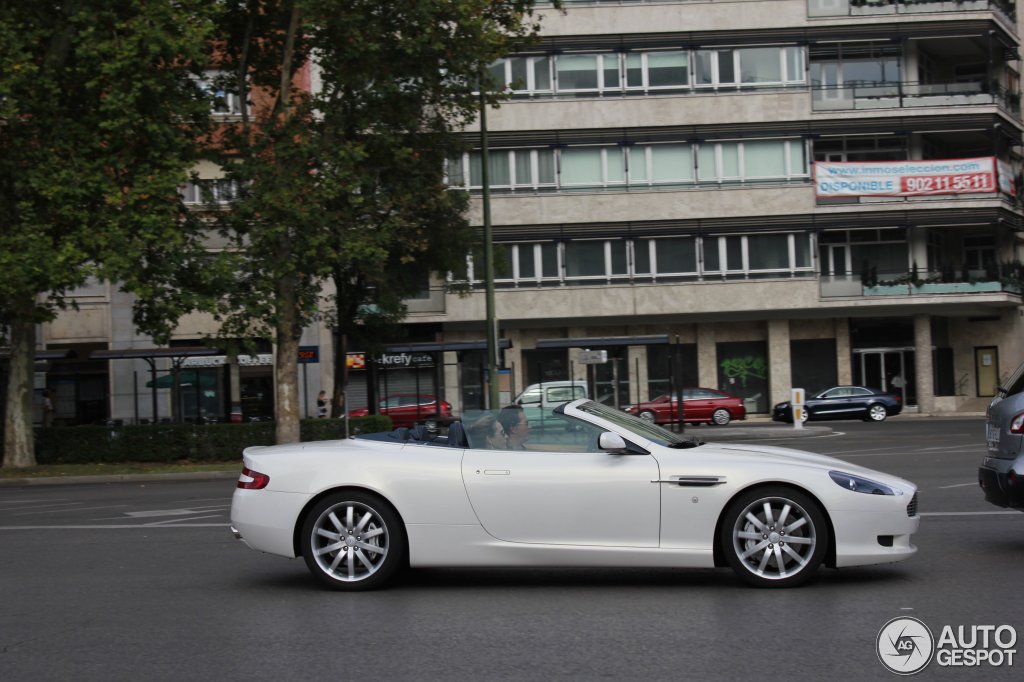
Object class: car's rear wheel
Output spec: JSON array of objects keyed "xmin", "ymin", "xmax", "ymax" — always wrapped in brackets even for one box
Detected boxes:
[
  {"xmin": 720, "ymin": 486, "xmax": 828, "ymax": 588},
  {"xmin": 865, "ymin": 404, "xmax": 888, "ymax": 422},
  {"xmin": 300, "ymin": 491, "xmax": 405, "ymax": 591},
  {"xmin": 638, "ymin": 410, "xmax": 657, "ymax": 422},
  {"xmin": 711, "ymin": 408, "xmax": 731, "ymax": 426}
]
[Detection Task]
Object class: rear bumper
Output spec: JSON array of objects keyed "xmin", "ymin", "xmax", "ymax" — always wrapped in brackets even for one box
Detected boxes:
[{"xmin": 978, "ymin": 461, "xmax": 1024, "ymax": 509}]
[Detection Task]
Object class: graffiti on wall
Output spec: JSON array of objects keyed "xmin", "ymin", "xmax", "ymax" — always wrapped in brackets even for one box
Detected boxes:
[{"xmin": 720, "ymin": 356, "xmax": 767, "ymax": 388}]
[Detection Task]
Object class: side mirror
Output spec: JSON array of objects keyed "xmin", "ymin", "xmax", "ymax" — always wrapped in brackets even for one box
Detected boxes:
[{"xmin": 598, "ymin": 431, "xmax": 628, "ymax": 453}]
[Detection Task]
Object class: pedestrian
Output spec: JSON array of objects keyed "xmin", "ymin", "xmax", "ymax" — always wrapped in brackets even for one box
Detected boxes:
[
  {"xmin": 41, "ymin": 389, "xmax": 54, "ymax": 427},
  {"xmin": 316, "ymin": 390, "xmax": 328, "ymax": 418}
]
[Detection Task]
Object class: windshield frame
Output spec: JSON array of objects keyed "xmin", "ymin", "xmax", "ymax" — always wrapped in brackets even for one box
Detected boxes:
[{"xmin": 570, "ymin": 400, "xmax": 697, "ymax": 448}]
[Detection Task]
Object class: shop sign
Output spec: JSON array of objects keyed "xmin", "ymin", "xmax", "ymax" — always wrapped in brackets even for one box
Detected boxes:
[
  {"xmin": 298, "ymin": 346, "xmax": 319, "ymax": 364},
  {"xmin": 182, "ymin": 354, "xmax": 273, "ymax": 368},
  {"xmin": 346, "ymin": 351, "xmax": 434, "ymax": 369}
]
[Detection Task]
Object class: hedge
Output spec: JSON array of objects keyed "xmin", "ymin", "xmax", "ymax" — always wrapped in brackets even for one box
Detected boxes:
[{"xmin": 31, "ymin": 415, "xmax": 393, "ymax": 465}]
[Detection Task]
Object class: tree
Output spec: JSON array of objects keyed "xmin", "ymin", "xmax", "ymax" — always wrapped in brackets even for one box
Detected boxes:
[
  {"xmin": 211, "ymin": 0, "xmax": 548, "ymax": 443},
  {"xmin": 0, "ymin": 1, "xmax": 217, "ymax": 467}
]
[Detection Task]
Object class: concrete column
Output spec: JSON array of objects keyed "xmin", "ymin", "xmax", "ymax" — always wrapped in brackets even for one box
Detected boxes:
[
  {"xmin": 835, "ymin": 318, "xmax": 852, "ymax": 385},
  {"xmin": 767, "ymin": 319, "xmax": 792, "ymax": 407},
  {"xmin": 697, "ymin": 326, "xmax": 717, "ymax": 389},
  {"xmin": 628, "ymin": 345, "xmax": 649, "ymax": 405},
  {"xmin": 914, "ymin": 314, "xmax": 935, "ymax": 413},
  {"xmin": 909, "ymin": 226, "xmax": 929, "ymax": 275}
]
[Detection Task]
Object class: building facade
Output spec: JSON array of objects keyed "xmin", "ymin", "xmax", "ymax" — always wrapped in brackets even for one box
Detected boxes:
[{"xmin": 15, "ymin": 0, "xmax": 1024, "ymax": 424}]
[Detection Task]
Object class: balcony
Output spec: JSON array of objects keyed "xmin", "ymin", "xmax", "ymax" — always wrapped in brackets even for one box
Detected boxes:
[
  {"xmin": 809, "ymin": 0, "xmax": 1016, "ymax": 23},
  {"xmin": 820, "ymin": 270, "xmax": 1023, "ymax": 298},
  {"xmin": 811, "ymin": 80, "xmax": 1019, "ymax": 114}
]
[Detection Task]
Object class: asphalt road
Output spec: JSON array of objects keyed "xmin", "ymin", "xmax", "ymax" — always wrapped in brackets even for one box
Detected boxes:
[{"xmin": 1, "ymin": 417, "xmax": 1021, "ymax": 681}]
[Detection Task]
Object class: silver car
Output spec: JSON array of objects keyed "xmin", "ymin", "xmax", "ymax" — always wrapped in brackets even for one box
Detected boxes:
[{"xmin": 979, "ymin": 361, "xmax": 1024, "ymax": 509}]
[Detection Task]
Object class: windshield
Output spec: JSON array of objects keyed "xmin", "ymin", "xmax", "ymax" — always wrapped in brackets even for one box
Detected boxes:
[{"xmin": 574, "ymin": 400, "xmax": 701, "ymax": 448}]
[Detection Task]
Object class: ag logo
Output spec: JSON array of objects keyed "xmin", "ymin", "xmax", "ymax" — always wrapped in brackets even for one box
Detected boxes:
[{"xmin": 877, "ymin": 617, "xmax": 935, "ymax": 675}]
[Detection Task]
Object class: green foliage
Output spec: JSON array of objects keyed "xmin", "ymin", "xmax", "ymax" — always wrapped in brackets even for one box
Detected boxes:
[{"xmin": 32, "ymin": 416, "xmax": 393, "ymax": 464}]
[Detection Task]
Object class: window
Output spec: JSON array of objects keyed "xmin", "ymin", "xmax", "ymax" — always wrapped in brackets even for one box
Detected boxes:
[
  {"xmin": 464, "ymin": 148, "xmax": 556, "ymax": 191},
  {"xmin": 634, "ymin": 237, "xmax": 698, "ymax": 278},
  {"xmin": 560, "ymin": 146, "xmax": 626, "ymax": 188},
  {"xmin": 564, "ymin": 240, "xmax": 629, "ymax": 283},
  {"xmin": 195, "ymin": 70, "xmax": 244, "ymax": 115},
  {"xmin": 494, "ymin": 242, "xmax": 560, "ymax": 285},
  {"xmin": 698, "ymin": 140, "xmax": 807, "ymax": 181},
  {"xmin": 181, "ymin": 179, "xmax": 240, "ymax": 205},
  {"xmin": 701, "ymin": 233, "xmax": 814, "ymax": 278},
  {"xmin": 489, "ymin": 56, "xmax": 553, "ymax": 95}
]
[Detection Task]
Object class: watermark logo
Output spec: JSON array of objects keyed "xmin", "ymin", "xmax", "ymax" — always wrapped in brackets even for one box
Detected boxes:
[
  {"xmin": 877, "ymin": 617, "xmax": 934, "ymax": 675},
  {"xmin": 877, "ymin": 618, "xmax": 1018, "ymax": 675}
]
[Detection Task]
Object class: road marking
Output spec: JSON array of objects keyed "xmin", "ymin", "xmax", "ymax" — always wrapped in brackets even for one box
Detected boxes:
[
  {"xmin": 0, "ymin": 501, "xmax": 81, "ymax": 511},
  {"xmin": 14, "ymin": 504, "xmax": 129, "ymax": 516},
  {"xmin": 145, "ymin": 514, "xmax": 224, "ymax": 526},
  {"xmin": 937, "ymin": 483, "xmax": 978, "ymax": 489},
  {"xmin": 0, "ymin": 524, "xmax": 231, "ymax": 530}
]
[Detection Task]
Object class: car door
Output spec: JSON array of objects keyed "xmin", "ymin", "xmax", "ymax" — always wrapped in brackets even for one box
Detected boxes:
[
  {"xmin": 846, "ymin": 387, "xmax": 874, "ymax": 417},
  {"xmin": 461, "ymin": 414, "xmax": 660, "ymax": 547},
  {"xmin": 684, "ymin": 388, "xmax": 716, "ymax": 422},
  {"xmin": 810, "ymin": 388, "xmax": 848, "ymax": 417}
]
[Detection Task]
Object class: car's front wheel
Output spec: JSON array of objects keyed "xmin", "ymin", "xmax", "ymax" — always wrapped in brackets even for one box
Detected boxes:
[
  {"xmin": 865, "ymin": 403, "xmax": 888, "ymax": 422},
  {"xmin": 638, "ymin": 410, "xmax": 657, "ymax": 422},
  {"xmin": 711, "ymin": 408, "xmax": 731, "ymax": 426},
  {"xmin": 300, "ymin": 491, "xmax": 405, "ymax": 591},
  {"xmin": 720, "ymin": 486, "xmax": 828, "ymax": 588}
]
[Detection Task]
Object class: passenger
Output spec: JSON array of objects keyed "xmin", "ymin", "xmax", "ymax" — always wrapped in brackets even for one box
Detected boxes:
[
  {"xmin": 467, "ymin": 414, "xmax": 507, "ymax": 450},
  {"xmin": 498, "ymin": 404, "xmax": 530, "ymax": 450}
]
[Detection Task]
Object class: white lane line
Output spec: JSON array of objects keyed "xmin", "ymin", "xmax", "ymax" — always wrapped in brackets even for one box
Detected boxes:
[
  {"xmin": 937, "ymin": 483, "xmax": 978, "ymax": 489},
  {"xmin": 0, "ymin": 502, "xmax": 81, "ymax": 511},
  {"xmin": 14, "ymin": 504, "xmax": 129, "ymax": 516},
  {"xmin": 0, "ymin": 524, "xmax": 231, "ymax": 530},
  {"xmin": 145, "ymin": 514, "xmax": 224, "ymax": 526}
]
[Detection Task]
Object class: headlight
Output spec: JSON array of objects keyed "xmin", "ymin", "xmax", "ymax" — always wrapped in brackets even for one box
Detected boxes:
[
  {"xmin": 829, "ymin": 470, "xmax": 902, "ymax": 496},
  {"xmin": 775, "ymin": 402, "xmax": 790, "ymax": 409}
]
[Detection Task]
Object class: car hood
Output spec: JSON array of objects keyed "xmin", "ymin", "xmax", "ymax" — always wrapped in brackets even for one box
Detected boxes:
[{"xmin": 692, "ymin": 442, "xmax": 914, "ymax": 489}]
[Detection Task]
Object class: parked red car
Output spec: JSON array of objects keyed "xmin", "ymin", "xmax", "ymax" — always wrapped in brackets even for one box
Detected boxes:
[
  {"xmin": 349, "ymin": 395, "xmax": 453, "ymax": 428},
  {"xmin": 625, "ymin": 388, "xmax": 746, "ymax": 426}
]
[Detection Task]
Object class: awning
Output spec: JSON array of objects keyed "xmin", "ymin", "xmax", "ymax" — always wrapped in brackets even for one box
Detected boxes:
[
  {"xmin": 383, "ymin": 339, "xmax": 512, "ymax": 353},
  {"xmin": 535, "ymin": 335, "xmax": 670, "ymax": 349},
  {"xmin": 145, "ymin": 371, "xmax": 218, "ymax": 389}
]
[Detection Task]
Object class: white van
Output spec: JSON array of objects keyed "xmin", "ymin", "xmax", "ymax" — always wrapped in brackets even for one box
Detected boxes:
[
  {"xmin": 513, "ymin": 380, "xmax": 589, "ymax": 429},
  {"xmin": 514, "ymin": 380, "xmax": 588, "ymax": 408}
]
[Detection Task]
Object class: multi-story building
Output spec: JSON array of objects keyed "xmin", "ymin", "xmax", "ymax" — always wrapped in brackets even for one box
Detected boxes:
[
  {"xmin": 396, "ymin": 0, "xmax": 1024, "ymax": 417},
  {"xmin": 14, "ymin": 0, "xmax": 1024, "ymax": 424}
]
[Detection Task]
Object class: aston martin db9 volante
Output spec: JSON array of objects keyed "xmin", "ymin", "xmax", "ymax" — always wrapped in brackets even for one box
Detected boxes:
[{"xmin": 231, "ymin": 399, "xmax": 919, "ymax": 590}]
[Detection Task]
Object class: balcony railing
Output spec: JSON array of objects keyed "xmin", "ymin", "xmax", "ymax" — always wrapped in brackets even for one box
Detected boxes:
[
  {"xmin": 810, "ymin": 80, "xmax": 1020, "ymax": 114},
  {"xmin": 820, "ymin": 272, "xmax": 1022, "ymax": 298},
  {"xmin": 809, "ymin": 0, "xmax": 1016, "ymax": 22}
]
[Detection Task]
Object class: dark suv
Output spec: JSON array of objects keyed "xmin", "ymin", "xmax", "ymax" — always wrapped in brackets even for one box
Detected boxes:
[{"xmin": 979, "ymin": 361, "xmax": 1024, "ymax": 509}]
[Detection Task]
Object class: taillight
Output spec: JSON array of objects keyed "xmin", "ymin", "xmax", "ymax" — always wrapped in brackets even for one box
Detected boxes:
[
  {"xmin": 1010, "ymin": 412, "xmax": 1024, "ymax": 434},
  {"xmin": 237, "ymin": 466, "xmax": 269, "ymax": 490}
]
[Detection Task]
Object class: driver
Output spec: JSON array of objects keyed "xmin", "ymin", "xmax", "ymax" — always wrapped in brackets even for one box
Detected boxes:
[{"xmin": 498, "ymin": 404, "xmax": 530, "ymax": 450}]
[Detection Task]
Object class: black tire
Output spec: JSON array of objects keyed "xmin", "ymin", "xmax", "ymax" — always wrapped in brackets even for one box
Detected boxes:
[
  {"xmin": 720, "ymin": 486, "xmax": 828, "ymax": 588},
  {"xmin": 638, "ymin": 410, "xmax": 657, "ymax": 422},
  {"xmin": 865, "ymin": 403, "xmax": 888, "ymax": 422},
  {"xmin": 300, "ymin": 491, "xmax": 405, "ymax": 591}
]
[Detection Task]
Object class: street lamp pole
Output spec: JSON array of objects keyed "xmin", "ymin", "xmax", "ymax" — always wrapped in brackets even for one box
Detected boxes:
[{"xmin": 480, "ymin": 81, "xmax": 500, "ymax": 410}]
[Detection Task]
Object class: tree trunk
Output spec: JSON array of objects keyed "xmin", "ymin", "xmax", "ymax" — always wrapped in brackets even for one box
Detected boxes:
[
  {"xmin": 274, "ymin": 276, "xmax": 301, "ymax": 444},
  {"xmin": 3, "ymin": 312, "xmax": 37, "ymax": 468}
]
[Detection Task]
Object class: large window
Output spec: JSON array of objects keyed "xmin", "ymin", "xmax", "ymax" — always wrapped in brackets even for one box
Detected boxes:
[
  {"xmin": 488, "ymin": 45, "xmax": 805, "ymax": 98},
  {"xmin": 449, "ymin": 138, "xmax": 807, "ymax": 193},
  {"xmin": 471, "ymin": 232, "xmax": 816, "ymax": 287},
  {"xmin": 194, "ymin": 70, "xmax": 245, "ymax": 115}
]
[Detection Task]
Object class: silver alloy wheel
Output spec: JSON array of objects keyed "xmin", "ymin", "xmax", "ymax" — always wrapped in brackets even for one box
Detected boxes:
[
  {"xmin": 639, "ymin": 410, "xmax": 656, "ymax": 422},
  {"xmin": 731, "ymin": 496, "xmax": 817, "ymax": 582},
  {"xmin": 309, "ymin": 500, "xmax": 390, "ymax": 583},
  {"xmin": 712, "ymin": 408, "xmax": 731, "ymax": 426},
  {"xmin": 799, "ymin": 409, "xmax": 809, "ymax": 423},
  {"xmin": 867, "ymin": 404, "xmax": 887, "ymax": 421}
]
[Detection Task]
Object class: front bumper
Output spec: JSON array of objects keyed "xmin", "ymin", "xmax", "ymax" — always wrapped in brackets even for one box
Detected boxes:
[{"xmin": 978, "ymin": 457, "xmax": 1024, "ymax": 509}]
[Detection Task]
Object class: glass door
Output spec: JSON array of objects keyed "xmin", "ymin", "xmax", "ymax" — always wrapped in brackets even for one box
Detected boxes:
[{"xmin": 853, "ymin": 348, "xmax": 915, "ymax": 406}]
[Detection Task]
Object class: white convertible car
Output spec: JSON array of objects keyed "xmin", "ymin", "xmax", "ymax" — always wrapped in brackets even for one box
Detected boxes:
[{"xmin": 231, "ymin": 399, "xmax": 919, "ymax": 590}]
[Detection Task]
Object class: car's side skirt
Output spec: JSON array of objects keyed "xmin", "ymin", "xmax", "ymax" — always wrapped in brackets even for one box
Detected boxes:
[{"xmin": 406, "ymin": 524, "xmax": 716, "ymax": 568}]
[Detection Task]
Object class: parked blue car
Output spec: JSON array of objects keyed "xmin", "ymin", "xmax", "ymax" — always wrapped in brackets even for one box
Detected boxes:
[{"xmin": 773, "ymin": 386, "xmax": 903, "ymax": 423}]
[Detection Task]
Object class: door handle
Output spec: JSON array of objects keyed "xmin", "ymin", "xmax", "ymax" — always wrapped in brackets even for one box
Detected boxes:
[{"xmin": 482, "ymin": 469, "xmax": 510, "ymax": 476}]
